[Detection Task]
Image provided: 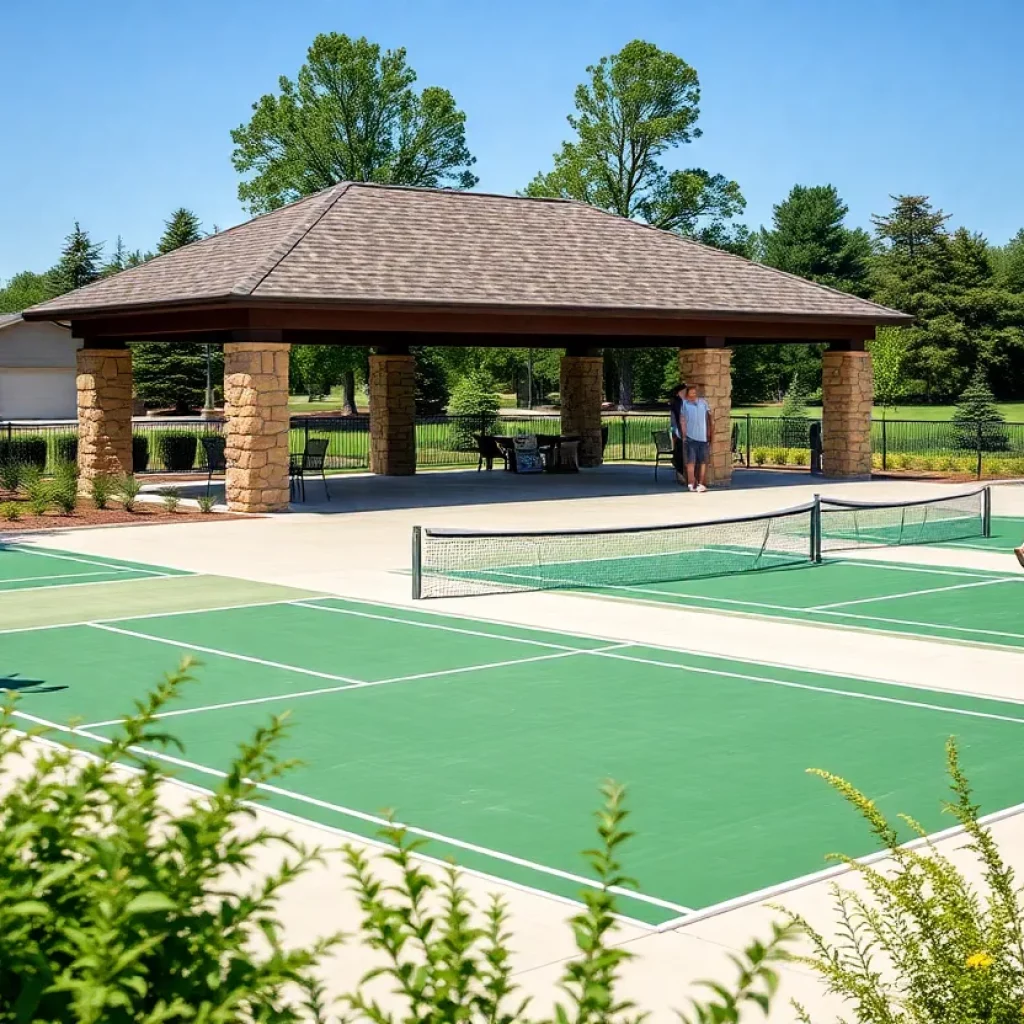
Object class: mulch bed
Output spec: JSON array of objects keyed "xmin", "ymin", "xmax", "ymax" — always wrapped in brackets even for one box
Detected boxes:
[{"xmin": 0, "ymin": 494, "xmax": 246, "ymax": 533}]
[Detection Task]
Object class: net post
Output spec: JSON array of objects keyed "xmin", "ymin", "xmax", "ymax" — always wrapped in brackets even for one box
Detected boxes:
[
  {"xmin": 811, "ymin": 493, "xmax": 822, "ymax": 563},
  {"xmin": 411, "ymin": 526, "xmax": 423, "ymax": 600},
  {"xmin": 983, "ymin": 486, "xmax": 992, "ymax": 538}
]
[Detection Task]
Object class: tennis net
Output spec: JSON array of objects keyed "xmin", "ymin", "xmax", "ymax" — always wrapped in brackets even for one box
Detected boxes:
[
  {"xmin": 819, "ymin": 487, "xmax": 990, "ymax": 553},
  {"xmin": 413, "ymin": 503, "xmax": 817, "ymax": 599}
]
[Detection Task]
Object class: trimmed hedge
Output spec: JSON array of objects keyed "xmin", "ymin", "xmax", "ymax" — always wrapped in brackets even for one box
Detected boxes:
[
  {"xmin": 153, "ymin": 432, "xmax": 197, "ymax": 472},
  {"xmin": 55, "ymin": 435, "xmax": 78, "ymax": 465},
  {"xmin": 0, "ymin": 436, "xmax": 47, "ymax": 470}
]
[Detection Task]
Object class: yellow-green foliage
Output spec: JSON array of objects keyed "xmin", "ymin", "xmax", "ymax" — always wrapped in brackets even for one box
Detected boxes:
[{"xmin": 788, "ymin": 738, "xmax": 1024, "ymax": 1023}]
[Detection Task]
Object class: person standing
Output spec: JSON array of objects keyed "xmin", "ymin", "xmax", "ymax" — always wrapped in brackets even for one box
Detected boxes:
[
  {"xmin": 680, "ymin": 384, "xmax": 714, "ymax": 492},
  {"xmin": 668, "ymin": 383, "xmax": 688, "ymax": 485}
]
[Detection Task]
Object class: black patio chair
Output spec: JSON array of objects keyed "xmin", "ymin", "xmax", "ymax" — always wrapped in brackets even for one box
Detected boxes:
[
  {"xmin": 289, "ymin": 437, "xmax": 331, "ymax": 502},
  {"xmin": 652, "ymin": 430, "xmax": 674, "ymax": 480},
  {"xmin": 200, "ymin": 435, "xmax": 227, "ymax": 497},
  {"xmin": 474, "ymin": 433, "xmax": 507, "ymax": 471}
]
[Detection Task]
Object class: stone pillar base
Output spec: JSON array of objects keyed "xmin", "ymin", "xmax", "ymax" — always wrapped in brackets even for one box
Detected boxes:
[
  {"xmin": 677, "ymin": 345, "xmax": 732, "ymax": 486},
  {"xmin": 77, "ymin": 347, "xmax": 133, "ymax": 489},
  {"xmin": 822, "ymin": 349, "xmax": 873, "ymax": 478},
  {"xmin": 369, "ymin": 353, "xmax": 416, "ymax": 475},
  {"xmin": 224, "ymin": 342, "xmax": 291, "ymax": 513},
  {"xmin": 560, "ymin": 355, "xmax": 604, "ymax": 467}
]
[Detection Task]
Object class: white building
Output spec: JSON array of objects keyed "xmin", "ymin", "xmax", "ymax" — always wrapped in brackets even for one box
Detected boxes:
[{"xmin": 0, "ymin": 313, "xmax": 82, "ymax": 420}]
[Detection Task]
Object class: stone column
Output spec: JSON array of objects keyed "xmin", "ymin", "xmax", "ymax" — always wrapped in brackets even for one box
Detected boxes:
[
  {"xmin": 77, "ymin": 345, "xmax": 133, "ymax": 489},
  {"xmin": 369, "ymin": 351, "xmax": 416, "ymax": 475},
  {"xmin": 822, "ymin": 345, "xmax": 873, "ymax": 478},
  {"xmin": 677, "ymin": 342, "xmax": 733, "ymax": 486},
  {"xmin": 560, "ymin": 350, "xmax": 604, "ymax": 467},
  {"xmin": 223, "ymin": 342, "xmax": 291, "ymax": 513}
]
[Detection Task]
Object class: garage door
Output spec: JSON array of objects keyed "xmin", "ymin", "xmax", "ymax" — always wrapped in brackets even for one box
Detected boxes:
[{"xmin": 0, "ymin": 369, "xmax": 78, "ymax": 419}]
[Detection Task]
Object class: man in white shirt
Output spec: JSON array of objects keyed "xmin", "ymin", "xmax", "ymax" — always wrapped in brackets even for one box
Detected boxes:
[{"xmin": 679, "ymin": 385, "xmax": 714, "ymax": 492}]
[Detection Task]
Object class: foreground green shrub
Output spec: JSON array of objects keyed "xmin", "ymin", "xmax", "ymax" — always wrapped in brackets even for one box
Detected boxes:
[
  {"xmin": 0, "ymin": 436, "xmax": 47, "ymax": 471},
  {"xmin": 160, "ymin": 485, "xmax": 181, "ymax": 513},
  {"xmin": 115, "ymin": 473, "xmax": 143, "ymax": 511},
  {"xmin": 789, "ymin": 737, "xmax": 1024, "ymax": 1022},
  {"xmin": 0, "ymin": 667, "xmax": 798, "ymax": 1023},
  {"xmin": 752, "ymin": 447, "xmax": 768, "ymax": 466},
  {"xmin": 23, "ymin": 468, "xmax": 51, "ymax": 516},
  {"xmin": 0, "ymin": 461, "xmax": 23, "ymax": 493},
  {"xmin": 49, "ymin": 462, "xmax": 79, "ymax": 515},
  {"xmin": 153, "ymin": 431, "xmax": 198, "ymax": 472},
  {"xmin": 0, "ymin": 501, "xmax": 20, "ymax": 522},
  {"xmin": 196, "ymin": 493, "xmax": 217, "ymax": 513},
  {"xmin": 0, "ymin": 663, "xmax": 333, "ymax": 1022},
  {"xmin": 89, "ymin": 473, "xmax": 114, "ymax": 510}
]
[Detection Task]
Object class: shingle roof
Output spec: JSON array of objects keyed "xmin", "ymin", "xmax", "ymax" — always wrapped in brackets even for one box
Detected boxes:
[{"xmin": 25, "ymin": 183, "xmax": 909, "ymax": 324}]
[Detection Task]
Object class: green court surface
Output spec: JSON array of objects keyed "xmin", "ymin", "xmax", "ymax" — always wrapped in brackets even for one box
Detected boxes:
[
  {"xmin": 588, "ymin": 557, "xmax": 1024, "ymax": 651},
  {"xmin": 941, "ymin": 515, "xmax": 1024, "ymax": 552},
  {"xmin": 4, "ymin": 545, "xmax": 1024, "ymax": 927}
]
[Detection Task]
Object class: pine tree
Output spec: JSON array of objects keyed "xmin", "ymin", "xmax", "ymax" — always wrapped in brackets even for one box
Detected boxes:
[
  {"xmin": 871, "ymin": 194, "xmax": 951, "ymax": 261},
  {"xmin": 133, "ymin": 207, "xmax": 213, "ymax": 412},
  {"xmin": 760, "ymin": 184, "xmax": 872, "ymax": 294},
  {"xmin": 48, "ymin": 222, "xmax": 102, "ymax": 295},
  {"xmin": 952, "ymin": 369, "xmax": 1008, "ymax": 452},
  {"xmin": 102, "ymin": 236, "xmax": 128, "ymax": 277},
  {"xmin": 157, "ymin": 208, "xmax": 203, "ymax": 254},
  {"xmin": 779, "ymin": 372, "xmax": 810, "ymax": 446}
]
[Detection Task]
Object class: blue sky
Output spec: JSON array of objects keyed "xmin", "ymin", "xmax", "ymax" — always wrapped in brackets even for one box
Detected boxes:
[{"xmin": 2, "ymin": 0, "xmax": 1021, "ymax": 281}]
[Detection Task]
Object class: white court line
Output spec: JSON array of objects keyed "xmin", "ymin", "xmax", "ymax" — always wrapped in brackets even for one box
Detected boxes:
[
  {"xmin": 2, "ymin": 572, "xmax": 177, "ymax": 595},
  {"xmin": 80, "ymin": 644, "xmax": 634, "ymax": 729},
  {"xmin": 585, "ymin": 649, "xmax": 1024, "ymax": 726},
  {"xmin": 15, "ymin": 722, "xmax": 660, "ymax": 931},
  {"xmin": 11, "ymin": 710, "xmax": 690, "ymax": 916},
  {"xmin": 4, "ymin": 546, "xmax": 149, "ymax": 571},
  {"xmin": 87, "ymin": 623, "xmax": 365, "ymax": 684},
  {"xmin": 0, "ymin": 597, "xmax": 310, "ymax": 637},
  {"xmin": 810, "ymin": 576, "xmax": 1022, "ymax": 611},
  {"xmin": 1, "ymin": 569, "xmax": 140, "ymax": 586},
  {"xmin": 837, "ymin": 559, "xmax": 1000, "ymax": 579},
  {"xmin": 656, "ymin": 797, "xmax": 1024, "ymax": 933},
  {"xmin": 291, "ymin": 600, "xmax": 599, "ymax": 652}
]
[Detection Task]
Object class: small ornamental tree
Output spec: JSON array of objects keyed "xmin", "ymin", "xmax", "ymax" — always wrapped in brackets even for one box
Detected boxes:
[
  {"xmin": 449, "ymin": 368, "xmax": 500, "ymax": 449},
  {"xmin": 952, "ymin": 368, "xmax": 1008, "ymax": 452},
  {"xmin": 780, "ymin": 372, "xmax": 811, "ymax": 447}
]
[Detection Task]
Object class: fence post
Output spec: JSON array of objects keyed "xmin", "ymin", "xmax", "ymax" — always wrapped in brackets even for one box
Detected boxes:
[
  {"xmin": 621, "ymin": 414, "xmax": 627, "ymax": 461},
  {"xmin": 746, "ymin": 414, "xmax": 751, "ymax": 467},
  {"xmin": 976, "ymin": 420, "xmax": 983, "ymax": 480},
  {"xmin": 881, "ymin": 418, "xmax": 887, "ymax": 471}
]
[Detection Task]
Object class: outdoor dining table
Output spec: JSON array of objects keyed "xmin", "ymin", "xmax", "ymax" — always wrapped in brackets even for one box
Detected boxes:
[{"xmin": 491, "ymin": 434, "xmax": 582, "ymax": 473}]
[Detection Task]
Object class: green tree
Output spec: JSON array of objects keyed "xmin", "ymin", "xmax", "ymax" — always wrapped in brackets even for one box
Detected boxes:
[
  {"xmin": 524, "ymin": 40, "xmax": 745, "ymax": 410},
  {"xmin": 869, "ymin": 326, "xmax": 911, "ymax": 416},
  {"xmin": 133, "ymin": 209, "xmax": 217, "ymax": 412},
  {"xmin": 101, "ymin": 236, "xmax": 128, "ymax": 277},
  {"xmin": 231, "ymin": 33, "xmax": 477, "ymax": 213},
  {"xmin": 47, "ymin": 221, "xmax": 102, "ymax": 296},
  {"xmin": 449, "ymin": 368, "xmax": 500, "ymax": 449},
  {"xmin": 997, "ymin": 228, "xmax": 1024, "ymax": 293},
  {"xmin": 157, "ymin": 208, "xmax": 203, "ymax": 253},
  {"xmin": 412, "ymin": 347, "xmax": 450, "ymax": 415},
  {"xmin": 0, "ymin": 271, "xmax": 49, "ymax": 313},
  {"xmin": 952, "ymin": 367, "xmax": 1009, "ymax": 451},
  {"xmin": 760, "ymin": 184, "xmax": 872, "ymax": 294}
]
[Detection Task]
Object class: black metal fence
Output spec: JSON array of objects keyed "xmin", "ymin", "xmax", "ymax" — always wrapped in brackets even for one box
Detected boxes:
[{"xmin": 4, "ymin": 413, "xmax": 1024, "ymax": 480}]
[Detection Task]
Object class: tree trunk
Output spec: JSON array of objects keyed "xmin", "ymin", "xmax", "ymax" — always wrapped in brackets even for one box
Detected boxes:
[
  {"xmin": 341, "ymin": 370, "xmax": 357, "ymax": 415},
  {"xmin": 617, "ymin": 351, "xmax": 634, "ymax": 411}
]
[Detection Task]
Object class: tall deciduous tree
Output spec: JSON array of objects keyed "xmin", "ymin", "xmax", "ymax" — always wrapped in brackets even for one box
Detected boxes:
[
  {"xmin": 48, "ymin": 222, "xmax": 102, "ymax": 296},
  {"xmin": 231, "ymin": 33, "xmax": 477, "ymax": 213},
  {"xmin": 869, "ymin": 327, "xmax": 911, "ymax": 416},
  {"xmin": 0, "ymin": 271, "xmax": 49, "ymax": 313},
  {"xmin": 525, "ymin": 40, "xmax": 745, "ymax": 409}
]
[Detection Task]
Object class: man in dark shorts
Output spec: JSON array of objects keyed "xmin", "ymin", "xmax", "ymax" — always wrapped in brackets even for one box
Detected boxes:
[{"xmin": 680, "ymin": 385, "xmax": 714, "ymax": 492}]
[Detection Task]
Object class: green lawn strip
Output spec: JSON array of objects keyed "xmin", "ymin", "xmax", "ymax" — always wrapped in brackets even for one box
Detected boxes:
[
  {"xmin": 75, "ymin": 651, "xmax": 1024, "ymax": 922},
  {"xmin": 0, "ymin": 576, "xmax": 320, "ymax": 632}
]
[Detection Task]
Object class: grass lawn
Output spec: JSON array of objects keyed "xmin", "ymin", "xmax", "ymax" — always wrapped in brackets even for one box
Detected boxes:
[{"xmin": 733, "ymin": 403, "xmax": 1024, "ymax": 422}]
